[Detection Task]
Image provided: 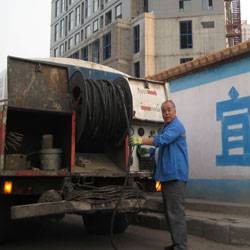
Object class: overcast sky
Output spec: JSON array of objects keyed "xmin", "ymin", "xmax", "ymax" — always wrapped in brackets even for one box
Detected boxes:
[
  {"xmin": 0, "ymin": 0, "xmax": 51, "ymax": 71},
  {"xmin": 0, "ymin": 0, "xmax": 249, "ymax": 71}
]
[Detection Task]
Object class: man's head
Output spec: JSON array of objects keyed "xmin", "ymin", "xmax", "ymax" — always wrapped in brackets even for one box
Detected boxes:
[{"xmin": 161, "ymin": 100, "xmax": 176, "ymax": 123}]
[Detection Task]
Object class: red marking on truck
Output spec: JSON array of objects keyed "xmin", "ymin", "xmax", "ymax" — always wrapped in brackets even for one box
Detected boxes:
[
  {"xmin": 4, "ymin": 169, "xmax": 69, "ymax": 177},
  {"xmin": 148, "ymin": 90, "xmax": 157, "ymax": 96},
  {"xmin": 141, "ymin": 106, "xmax": 151, "ymax": 111},
  {"xmin": 71, "ymin": 112, "xmax": 76, "ymax": 172}
]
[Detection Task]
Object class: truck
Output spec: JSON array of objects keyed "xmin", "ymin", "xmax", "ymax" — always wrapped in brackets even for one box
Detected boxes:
[{"xmin": 0, "ymin": 56, "xmax": 168, "ymax": 243}]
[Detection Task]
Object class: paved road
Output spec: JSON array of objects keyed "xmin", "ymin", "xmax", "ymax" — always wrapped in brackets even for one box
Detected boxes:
[{"xmin": 2, "ymin": 215, "xmax": 248, "ymax": 250}]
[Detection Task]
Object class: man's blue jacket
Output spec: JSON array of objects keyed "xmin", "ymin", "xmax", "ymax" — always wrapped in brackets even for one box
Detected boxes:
[{"xmin": 153, "ymin": 117, "xmax": 189, "ymax": 182}]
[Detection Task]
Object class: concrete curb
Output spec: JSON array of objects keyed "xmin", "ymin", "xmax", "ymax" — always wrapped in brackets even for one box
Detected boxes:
[
  {"xmin": 133, "ymin": 211, "xmax": 250, "ymax": 246},
  {"xmin": 132, "ymin": 195, "xmax": 250, "ymax": 246},
  {"xmin": 145, "ymin": 195, "xmax": 250, "ymax": 217}
]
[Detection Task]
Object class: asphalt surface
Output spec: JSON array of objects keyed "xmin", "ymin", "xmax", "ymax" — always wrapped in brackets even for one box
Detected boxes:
[{"xmin": 1, "ymin": 214, "xmax": 249, "ymax": 250}]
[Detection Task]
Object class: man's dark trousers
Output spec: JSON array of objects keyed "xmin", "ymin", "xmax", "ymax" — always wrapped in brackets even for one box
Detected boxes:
[{"xmin": 162, "ymin": 180, "xmax": 187, "ymax": 250}]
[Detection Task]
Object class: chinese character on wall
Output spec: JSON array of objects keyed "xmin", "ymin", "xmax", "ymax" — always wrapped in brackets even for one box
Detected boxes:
[{"xmin": 216, "ymin": 87, "xmax": 250, "ymax": 166}]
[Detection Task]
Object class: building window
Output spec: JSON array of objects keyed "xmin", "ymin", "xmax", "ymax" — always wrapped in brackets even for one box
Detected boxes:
[
  {"xmin": 179, "ymin": 0, "xmax": 183, "ymax": 10},
  {"xmin": 60, "ymin": 0, "xmax": 65, "ymax": 13},
  {"xmin": 85, "ymin": 0, "xmax": 91, "ymax": 18},
  {"xmin": 60, "ymin": 19, "xmax": 65, "ymax": 38},
  {"xmin": 82, "ymin": 46, "xmax": 88, "ymax": 61},
  {"xmin": 93, "ymin": 0, "xmax": 99, "ymax": 13},
  {"xmin": 65, "ymin": 0, "xmax": 68, "ymax": 10},
  {"xmin": 201, "ymin": 21, "xmax": 215, "ymax": 28},
  {"xmin": 103, "ymin": 32, "xmax": 111, "ymax": 60},
  {"xmin": 68, "ymin": 0, "xmax": 72, "ymax": 6},
  {"xmin": 54, "ymin": 23, "xmax": 59, "ymax": 41},
  {"xmin": 85, "ymin": 25, "xmax": 91, "ymax": 39},
  {"xmin": 72, "ymin": 51, "xmax": 80, "ymax": 59},
  {"xmin": 81, "ymin": 29, "xmax": 84, "ymax": 41},
  {"xmin": 208, "ymin": 0, "xmax": 213, "ymax": 9},
  {"xmin": 100, "ymin": 0, "xmax": 104, "ymax": 10},
  {"xmin": 65, "ymin": 41, "xmax": 67, "ymax": 52},
  {"xmin": 93, "ymin": 19, "xmax": 99, "ymax": 32},
  {"xmin": 68, "ymin": 11, "xmax": 74, "ymax": 31},
  {"xmin": 75, "ymin": 33, "xmax": 80, "ymax": 45},
  {"xmin": 55, "ymin": 0, "xmax": 60, "ymax": 17},
  {"xmin": 75, "ymin": 6, "xmax": 80, "ymax": 26},
  {"xmin": 105, "ymin": 10, "xmax": 112, "ymax": 25},
  {"xmin": 115, "ymin": 4, "xmax": 122, "ymax": 19},
  {"xmin": 180, "ymin": 57, "xmax": 193, "ymax": 64},
  {"xmin": 180, "ymin": 21, "xmax": 192, "ymax": 49},
  {"xmin": 133, "ymin": 25, "xmax": 140, "ymax": 53},
  {"xmin": 179, "ymin": 0, "xmax": 191, "ymax": 11},
  {"xmin": 59, "ymin": 44, "xmax": 64, "ymax": 56},
  {"xmin": 144, "ymin": 0, "xmax": 148, "ymax": 12},
  {"xmin": 68, "ymin": 37, "xmax": 73, "ymax": 50},
  {"xmin": 65, "ymin": 16, "xmax": 68, "ymax": 35},
  {"xmin": 202, "ymin": 0, "xmax": 213, "ymax": 10},
  {"xmin": 100, "ymin": 15, "xmax": 104, "ymax": 28},
  {"xmin": 54, "ymin": 48, "xmax": 59, "ymax": 57},
  {"xmin": 92, "ymin": 39, "xmax": 100, "ymax": 63},
  {"xmin": 81, "ymin": 2, "xmax": 85, "ymax": 24},
  {"xmin": 134, "ymin": 61, "xmax": 140, "ymax": 78}
]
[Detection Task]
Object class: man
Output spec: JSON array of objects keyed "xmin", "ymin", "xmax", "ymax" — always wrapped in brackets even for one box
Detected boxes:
[{"xmin": 130, "ymin": 100, "xmax": 189, "ymax": 250}]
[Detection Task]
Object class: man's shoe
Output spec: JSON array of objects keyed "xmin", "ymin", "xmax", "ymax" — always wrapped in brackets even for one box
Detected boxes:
[{"xmin": 164, "ymin": 245, "xmax": 174, "ymax": 250}]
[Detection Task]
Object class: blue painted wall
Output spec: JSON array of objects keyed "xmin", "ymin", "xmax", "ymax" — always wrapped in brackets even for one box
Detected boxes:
[
  {"xmin": 169, "ymin": 55, "xmax": 250, "ymax": 203},
  {"xmin": 170, "ymin": 56, "xmax": 250, "ymax": 93}
]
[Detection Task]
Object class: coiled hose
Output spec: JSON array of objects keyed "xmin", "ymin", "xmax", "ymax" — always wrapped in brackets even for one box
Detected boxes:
[
  {"xmin": 69, "ymin": 71, "xmax": 133, "ymax": 147},
  {"xmin": 69, "ymin": 71, "xmax": 136, "ymax": 250}
]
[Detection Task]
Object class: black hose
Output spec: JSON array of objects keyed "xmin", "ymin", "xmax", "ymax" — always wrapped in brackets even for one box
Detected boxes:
[
  {"xmin": 69, "ymin": 73, "xmax": 132, "ymax": 148},
  {"xmin": 109, "ymin": 80, "xmax": 133, "ymax": 250},
  {"xmin": 69, "ymin": 73, "xmax": 134, "ymax": 250}
]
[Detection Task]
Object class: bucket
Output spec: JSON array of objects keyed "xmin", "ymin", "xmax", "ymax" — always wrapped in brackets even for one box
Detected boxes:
[{"xmin": 40, "ymin": 148, "xmax": 62, "ymax": 170}]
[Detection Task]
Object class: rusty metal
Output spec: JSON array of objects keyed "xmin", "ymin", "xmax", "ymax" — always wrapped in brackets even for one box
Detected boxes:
[
  {"xmin": 5, "ymin": 154, "xmax": 29, "ymax": 170},
  {"xmin": 39, "ymin": 148, "xmax": 62, "ymax": 171},
  {"xmin": 0, "ymin": 169, "xmax": 69, "ymax": 176},
  {"xmin": 0, "ymin": 105, "xmax": 7, "ymax": 170},
  {"xmin": 7, "ymin": 57, "xmax": 71, "ymax": 113},
  {"xmin": 11, "ymin": 198, "xmax": 146, "ymax": 220}
]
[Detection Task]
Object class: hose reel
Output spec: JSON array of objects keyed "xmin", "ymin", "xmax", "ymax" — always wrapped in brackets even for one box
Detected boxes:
[{"xmin": 69, "ymin": 71, "xmax": 133, "ymax": 148}]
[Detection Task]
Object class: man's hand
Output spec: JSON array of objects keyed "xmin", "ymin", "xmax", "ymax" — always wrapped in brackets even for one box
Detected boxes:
[{"xmin": 129, "ymin": 136, "xmax": 143, "ymax": 146}]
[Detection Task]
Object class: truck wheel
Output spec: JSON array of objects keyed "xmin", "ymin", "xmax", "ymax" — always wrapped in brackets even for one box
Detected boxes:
[
  {"xmin": 38, "ymin": 189, "xmax": 65, "ymax": 222},
  {"xmin": 83, "ymin": 212, "xmax": 129, "ymax": 235},
  {"xmin": 0, "ymin": 198, "xmax": 11, "ymax": 243}
]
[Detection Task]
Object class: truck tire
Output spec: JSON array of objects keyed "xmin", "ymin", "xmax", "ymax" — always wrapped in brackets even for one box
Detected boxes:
[
  {"xmin": 38, "ymin": 190, "xmax": 65, "ymax": 222},
  {"xmin": 0, "ymin": 198, "xmax": 11, "ymax": 243},
  {"xmin": 83, "ymin": 212, "xmax": 129, "ymax": 235}
]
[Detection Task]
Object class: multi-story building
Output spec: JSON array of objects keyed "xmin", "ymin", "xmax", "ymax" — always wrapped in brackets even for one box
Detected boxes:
[
  {"xmin": 50, "ymin": 0, "xmax": 241, "ymax": 77},
  {"xmin": 242, "ymin": 20, "xmax": 250, "ymax": 41}
]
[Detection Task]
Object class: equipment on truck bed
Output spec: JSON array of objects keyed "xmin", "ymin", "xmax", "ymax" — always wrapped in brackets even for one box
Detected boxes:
[{"xmin": 0, "ymin": 56, "xmax": 169, "ymax": 247}]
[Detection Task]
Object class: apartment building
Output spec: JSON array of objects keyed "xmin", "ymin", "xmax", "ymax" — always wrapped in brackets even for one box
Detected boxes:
[{"xmin": 50, "ymin": 0, "xmax": 241, "ymax": 77}]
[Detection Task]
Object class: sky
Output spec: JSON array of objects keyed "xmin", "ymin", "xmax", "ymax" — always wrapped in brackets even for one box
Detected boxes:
[
  {"xmin": 0, "ymin": 0, "xmax": 250, "ymax": 71},
  {"xmin": 0, "ymin": 0, "xmax": 51, "ymax": 71}
]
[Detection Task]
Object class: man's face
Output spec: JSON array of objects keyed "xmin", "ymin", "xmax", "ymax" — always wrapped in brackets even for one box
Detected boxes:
[{"xmin": 161, "ymin": 101, "xmax": 176, "ymax": 123}]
